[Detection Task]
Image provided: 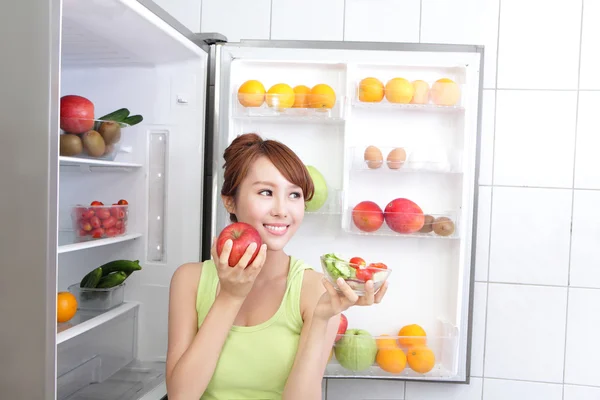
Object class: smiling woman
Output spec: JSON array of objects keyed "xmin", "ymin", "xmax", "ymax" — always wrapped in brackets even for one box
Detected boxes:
[{"xmin": 165, "ymin": 133, "xmax": 388, "ymax": 400}]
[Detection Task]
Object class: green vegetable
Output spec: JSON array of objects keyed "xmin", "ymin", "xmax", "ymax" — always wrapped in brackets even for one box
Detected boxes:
[
  {"xmin": 123, "ymin": 115, "xmax": 143, "ymax": 126},
  {"xmin": 99, "ymin": 259, "xmax": 142, "ymax": 277},
  {"xmin": 79, "ymin": 267, "xmax": 103, "ymax": 288},
  {"xmin": 96, "ymin": 271, "xmax": 128, "ymax": 288},
  {"xmin": 322, "ymin": 253, "xmax": 355, "ymax": 280},
  {"xmin": 98, "ymin": 108, "xmax": 130, "ymax": 122}
]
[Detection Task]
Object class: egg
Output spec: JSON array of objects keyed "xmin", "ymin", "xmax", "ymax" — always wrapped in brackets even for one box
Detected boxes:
[
  {"xmin": 386, "ymin": 147, "xmax": 407, "ymax": 169},
  {"xmin": 364, "ymin": 145, "xmax": 383, "ymax": 169}
]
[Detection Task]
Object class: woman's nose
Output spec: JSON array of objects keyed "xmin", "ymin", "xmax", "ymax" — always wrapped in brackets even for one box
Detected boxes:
[{"xmin": 270, "ymin": 195, "xmax": 288, "ymax": 217}]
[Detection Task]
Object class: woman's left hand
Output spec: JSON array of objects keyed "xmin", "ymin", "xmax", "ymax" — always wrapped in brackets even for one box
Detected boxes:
[{"xmin": 313, "ymin": 277, "xmax": 388, "ymax": 321}]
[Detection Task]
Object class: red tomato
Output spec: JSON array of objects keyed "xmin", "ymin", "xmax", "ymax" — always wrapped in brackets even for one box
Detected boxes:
[
  {"xmin": 105, "ymin": 227, "xmax": 119, "ymax": 237},
  {"xmin": 96, "ymin": 208, "xmax": 111, "ymax": 220},
  {"xmin": 368, "ymin": 262, "xmax": 388, "ymax": 270},
  {"xmin": 356, "ymin": 268, "xmax": 373, "ymax": 282},
  {"xmin": 91, "ymin": 228, "xmax": 104, "ymax": 238},
  {"xmin": 117, "ymin": 199, "xmax": 128, "ymax": 205},
  {"xmin": 90, "ymin": 201, "xmax": 104, "ymax": 206},
  {"xmin": 80, "ymin": 220, "xmax": 92, "ymax": 232},
  {"xmin": 102, "ymin": 216, "xmax": 117, "ymax": 229},
  {"xmin": 349, "ymin": 257, "xmax": 366, "ymax": 268},
  {"xmin": 110, "ymin": 206, "xmax": 125, "ymax": 219},
  {"xmin": 89, "ymin": 216, "xmax": 101, "ymax": 229}
]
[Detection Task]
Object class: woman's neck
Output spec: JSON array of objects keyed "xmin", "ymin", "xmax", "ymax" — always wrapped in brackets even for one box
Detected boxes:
[{"xmin": 256, "ymin": 249, "xmax": 290, "ymax": 282}]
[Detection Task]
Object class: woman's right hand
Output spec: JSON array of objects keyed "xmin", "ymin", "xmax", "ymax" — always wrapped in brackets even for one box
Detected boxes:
[{"xmin": 210, "ymin": 238, "xmax": 267, "ymax": 300}]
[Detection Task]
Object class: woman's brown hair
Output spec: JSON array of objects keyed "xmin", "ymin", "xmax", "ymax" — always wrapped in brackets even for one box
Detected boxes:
[{"xmin": 221, "ymin": 133, "xmax": 315, "ymax": 222}]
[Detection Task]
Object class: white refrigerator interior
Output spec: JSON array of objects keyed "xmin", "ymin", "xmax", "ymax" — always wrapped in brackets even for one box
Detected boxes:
[
  {"xmin": 210, "ymin": 42, "xmax": 483, "ymax": 382},
  {"xmin": 55, "ymin": 0, "xmax": 206, "ymax": 398}
]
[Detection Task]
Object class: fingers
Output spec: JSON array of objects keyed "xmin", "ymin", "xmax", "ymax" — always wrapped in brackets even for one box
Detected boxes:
[
  {"xmin": 361, "ymin": 280, "xmax": 375, "ymax": 305},
  {"xmin": 374, "ymin": 281, "xmax": 389, "ymax": 303},
  {"xmin": 234, "ymin": 242, "xmax": 258, "ymax": 270},
  {"xmin": 336, "ymin": 278, "xmax": 359, "ymax": 304},
  {"xmin": 217, "ymin": 239, "xmax": 233, "ymax": 268},
  {"xmin": 247, "ymin": 244, "xmax": 268, "ymax": 277}
]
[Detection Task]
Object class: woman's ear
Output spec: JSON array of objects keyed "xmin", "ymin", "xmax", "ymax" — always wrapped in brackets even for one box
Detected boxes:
[{"xmin": 221, "ymin": 195, "xmax": 236, "ymax": 214}]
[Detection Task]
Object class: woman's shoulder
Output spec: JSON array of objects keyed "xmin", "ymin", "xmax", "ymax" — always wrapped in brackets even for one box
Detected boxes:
[{"xmin": 169, "ymin": 261, "xmax": 205, "ymax": 293}]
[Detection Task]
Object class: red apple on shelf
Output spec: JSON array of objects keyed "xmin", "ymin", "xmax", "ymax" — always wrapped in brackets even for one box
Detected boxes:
[
  {"xmin": 216, "ymin": 222, "xmax": 262, "ymax": 267},
  {"xmin": 335, "ymin": 313, "xmax": 348, "ymax": 342},
  {"xmin": 60, "ymin": 95, "xmax": 95, "ymax": 134},
  {"xmin": 384, "ymin": 198, "xmax": 425, "ymax": 234},
  {"xmin": 352, "ymin": 201, "xmax": 384, "ymax": 232}
]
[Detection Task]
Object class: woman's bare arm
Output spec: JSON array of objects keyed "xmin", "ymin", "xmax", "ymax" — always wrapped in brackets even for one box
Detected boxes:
[
  {"xmin": 282, "ymin": 272, "xmax": 340, "ymax": 400},
  {"xmin": 165, "ymin": 262, "xmax": 244, "ymax": 400}
]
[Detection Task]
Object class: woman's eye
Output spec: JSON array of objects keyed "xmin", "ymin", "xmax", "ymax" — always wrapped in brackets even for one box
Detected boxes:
[
  {"xmin": 290, "ymin": 192, "xmax": 302, "ymax": 199},
  {"xmin": 259, "ymin": 189, "xmax": 272, "ymax": 196}
]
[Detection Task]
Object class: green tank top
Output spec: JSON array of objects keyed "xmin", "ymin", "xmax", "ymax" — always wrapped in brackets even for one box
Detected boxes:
[{"xmin": 195, "ymin": 256, "xmax": 312, "ymax": 400}]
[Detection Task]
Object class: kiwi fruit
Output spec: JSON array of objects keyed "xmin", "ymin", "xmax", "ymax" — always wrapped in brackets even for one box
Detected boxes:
[
  {"xmin": 59, "ymin": 134, "xmax": 83, "ymax": 156},
  {"xmin": 103, "ymin": 144, "xmax": 115, "ymax": 156},
  {"xmin": 419, "ymin": 215, "xmax": 435, "ymax": 233},
  {"xmin": 433, "ymin": 217, "xmax": 455, "ymax": 237},
  {"xmin": 98, "ymin": 121, "xmax": 121, "ymax": 145},
  {"xmin": 82, "ymin": 130, "xmax": 106, "ymax": 157}
]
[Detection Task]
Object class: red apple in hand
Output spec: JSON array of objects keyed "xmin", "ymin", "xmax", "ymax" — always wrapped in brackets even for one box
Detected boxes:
[
  {"xmin": 60, "ymin": 95, "xmax": 95, "ymax": 134},
  {"xmin": 384, "ymin": 198, "xmax": 425, "ymax": 233},
  {"xmin": 352, "ymin": 201, "xmax": 384, "ymax": 232},
  {"xmin": 216, "ymin": 222, "xmax": 262, "ymax": 267},
  {"xmin": 335, "ymin": 313, "xmax": 348, "ymax": 342}
]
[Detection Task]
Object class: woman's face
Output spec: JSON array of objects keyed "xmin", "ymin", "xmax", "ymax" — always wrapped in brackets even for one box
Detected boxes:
[{"xmin": 223, "ymin": 156, "xmax": 306, "ymax": 251}]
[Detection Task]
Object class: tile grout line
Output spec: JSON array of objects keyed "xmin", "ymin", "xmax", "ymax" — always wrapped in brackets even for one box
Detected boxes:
[
  {"xmin": 474, "ymin": 280, "xmax": 600, "ymax": 290},
  {"xmin": 342, "ymin": 0, "xmax": 346, "ymax": 41},
  {"xmin": 480, "ymin": 184, "xmax": 600, "ymax": 191},
  {"xmin": 269, "ymin": 0, "xmax": 273, "ymax": 40},
  {"xmin": 481, "ymin": 0, "xmax": 502, "ymax": 392},
  {"xmin": 562, "ymin": 1, "xmax": 585, "ymax": 398},
  {"xmin": 418, "ymin": 0, "xmax": 422, "ymax": 43}
]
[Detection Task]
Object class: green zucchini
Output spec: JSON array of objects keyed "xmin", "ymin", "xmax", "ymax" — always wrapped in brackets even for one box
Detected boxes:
[
  {"xmin": 80, "ymin": 267, "xmax": 103, "ymax": 288},
  {"xmin": 96, "ymin": 271, "xmax": 128, "ymax": 288},
  {"xmin": 98, "ymin": 108, "xmax": 130, "ymax": 122},
  {"xmin": 122, "ymin": 115, "xmax": 143, "ymax": 126},
  {"xmin": 98, "ymin": 259, "xmax": 142, "ymax": 277}
]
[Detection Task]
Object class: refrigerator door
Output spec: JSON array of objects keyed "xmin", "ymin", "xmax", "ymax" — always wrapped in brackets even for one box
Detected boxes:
[
  {"xmin": 0, "ymin": 0, "xmax": 61, "ymax": 398},
  {"xmin": 203, "ymin": 40, "xmax": 483, "ymax": 382},
  {"xmin": 0, "ymin": 0, "xmax": 210, "ymax": 398}
]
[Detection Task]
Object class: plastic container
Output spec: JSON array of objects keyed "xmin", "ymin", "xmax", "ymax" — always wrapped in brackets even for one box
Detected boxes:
[
  {"xmin": 68, "ymin": 283, "xmax": 125, "ymax": 311},
  {"xmin": 71, "ymin": 204, "xmax": 129, "ymax": 242},
  {"xmin": 355, "ymin": 146, "xmax": 463, "ymax": 174},
  {"xmin": 352, "ymin": 77, "xmax": 465, "ymax": 109},
  {"xmin": 326, "ymin": 323, "xmax": 459, "ymax": 378},
  {"xmin": 59, "ymin": 119, "xmax": 130, "ymax": 161},
  {"xmin": 345, "ymin": 205, "xmax": 460, "ymax": 239},
  {"xmin": 320, "ymin": 254, "xmax": 391, "ymax": 296}
]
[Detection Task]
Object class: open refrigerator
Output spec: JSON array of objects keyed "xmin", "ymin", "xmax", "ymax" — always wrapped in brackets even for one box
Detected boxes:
[{"xmin": 0, "ymin": 0, "xmax": 484, "ymax": 399}]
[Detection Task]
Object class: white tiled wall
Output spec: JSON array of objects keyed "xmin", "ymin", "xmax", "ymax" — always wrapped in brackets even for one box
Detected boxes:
[{"xmin": 173, "ymin": 0, "xmax": 600, "ymax": 398}]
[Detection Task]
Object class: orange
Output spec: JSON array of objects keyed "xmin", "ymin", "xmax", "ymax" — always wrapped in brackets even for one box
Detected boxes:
[
  {"xmin": 376, "ymin": 334, "xmax": 398, "ymax": 351},
  {"xmin": 266, "ymin": 83, "xmax": 295, "ymax": 109},
  {"xmin": 430, "ymin": 78, "xmax": 461, "ymax": 106},
  {"xmin": 385, "ymin": 78, "xmax": 414, "ymax": 104},
  {"xmin": 411, "ymin": 80, "xmax": 430, "ymax": 104},
  {"xmin": 57, "ymin": 292, "xmax": 77, "ymax": 323},
  {"xmin": 359, "ymin": 77, "xmax": 384, "ymax": 103},
  {"xmin": 308, "ymin": 83, "xmax": 336, "ymax": 109},
  {"xmin": 237, "ymin": 79, "xmax": 266, "ymax": 107},
  {"xmin": 292, "ymin": 85, "xmax": 311, "ymax": 108},
  {"xmin": 406, "ymin": 346, "xmax": 436, "ymax": 374},
  {"xmin": 376, "ymin": 347, "xmax": 407, "ymax": 374},
  {"xmin": 397, "ymin": 324, "xmax": 427, "ymax": 348}
]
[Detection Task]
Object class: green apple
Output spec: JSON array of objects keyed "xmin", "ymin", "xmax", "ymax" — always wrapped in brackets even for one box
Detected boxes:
[
  {"xmin": 305, "ymin": 165, "xmax": 328, "ymax": 212},
  {"xmin": 334, "ymin": 328, "xmax": 377, "ymax": 371}
]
